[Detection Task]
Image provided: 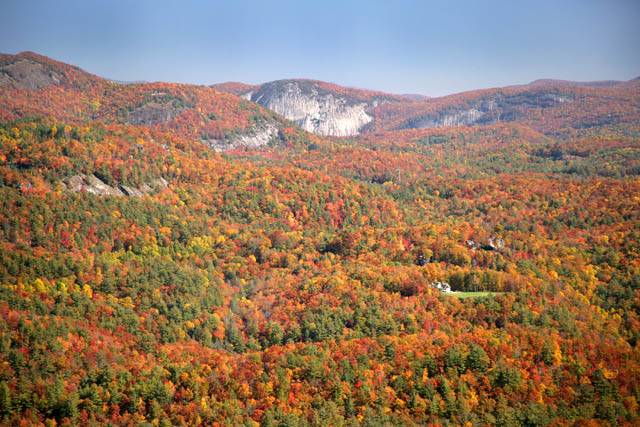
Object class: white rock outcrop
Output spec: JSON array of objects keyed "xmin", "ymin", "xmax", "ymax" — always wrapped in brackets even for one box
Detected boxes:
[
  {"xmin": 65, "ymin": 174, "xmax": 124, "ymax": 196},
  {"xmin": 203, "ymin": 121, "xmax": 279, "ymax": 151},
  {"xmin": 250, "ymin": 81, "xmax": 373, "ymax": 137},
  {"xmin": 402, "ymin": 91, "xmax": 574, "ymax": 130},
  {"xmin": 64, "ymin": 174, "xmax": 168, "ymax": 197},
  {"xmin": 424, "ymin": 108, "xmax": 485, "ymax": 128}
]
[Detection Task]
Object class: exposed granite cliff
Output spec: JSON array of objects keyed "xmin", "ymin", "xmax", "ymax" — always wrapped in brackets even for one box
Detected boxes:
[
  {"xmin": 201, "ymin": 121, "xmax": 280, "ymax": 151},
  {"xmin": 401, "ymin": 91, "xmax": 572, "ymax": 129},
  {"xmin": 63, "ymin": 174, "xmax": 168, "ymax": 197},
  {"xmin": 248, "ymin": 80, "xmax": 379, "ymax": 137}
]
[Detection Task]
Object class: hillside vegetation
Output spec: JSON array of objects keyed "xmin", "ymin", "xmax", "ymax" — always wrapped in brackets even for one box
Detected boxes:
[{"xmin": 0, "ymin": 53, "xmax": 639, "ymax": 426}]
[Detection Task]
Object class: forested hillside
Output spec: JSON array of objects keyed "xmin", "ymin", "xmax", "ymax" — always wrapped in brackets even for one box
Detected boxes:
[
  {"xmin": 0, "ymin": 53, "xmax": 639, "ymax": 426},
  {"xmin": 212, "ymin": 72, "xmax": 640, "ymax": 138}
]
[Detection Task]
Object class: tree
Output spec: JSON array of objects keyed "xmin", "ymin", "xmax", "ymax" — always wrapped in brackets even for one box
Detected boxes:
[{"xmin": 0, "ymin": 382, "xmax": 11, "ymax": 419}]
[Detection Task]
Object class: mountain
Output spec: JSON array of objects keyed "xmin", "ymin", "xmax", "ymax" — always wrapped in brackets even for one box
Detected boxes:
[
  {"xmin": 0, "ymin": 51, "xmax": 103, "ymax": 90},
  {"xmin": 7, "ymin": 53, "xmax": 634, "ymax": 141},
  {"xmin": 3, "ymin": 52, "xmax": 638, "ymax": 143},
  {"xmin": 526, "ymin": 78, "xmax": 626, "ymax": 88},
  {"xmin": 214, "ymin": 76, "xmax": 640, "ymax": 137},
  {"xmin": 399, "ymin": 93, "xmax": 430, "ymax": 101},
  {"xmin": 215, "ymin": 78, "xmax": 407, "ymax": 136},
  {"xmin": 0, "ymin": 52, "xmax": 285, "ymax": 150},
  {"xmin": 210, "ymin": 81, "xmax": 258, "ymax": 96},
  {"xmin": 373, "ymin": 78, "xmax": 640, "ymax": 135}
]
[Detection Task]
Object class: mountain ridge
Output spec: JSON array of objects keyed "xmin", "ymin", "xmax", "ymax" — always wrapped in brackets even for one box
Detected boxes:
[
  {"xmin": 212, "ymin": 75, "xmax": 640, "ymax": 137},
  {"xmin": 2, "ymin": 51, "xmax": 639, "ymax": 138},
  {"xmin": 0, "ymin": 51, "xmax": 291, "ymax": 150}
]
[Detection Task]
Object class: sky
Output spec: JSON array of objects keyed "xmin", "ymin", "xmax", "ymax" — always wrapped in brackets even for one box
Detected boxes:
[{"xmin": 1, "ymin": 0, "xmax": 639, "ymax": 96}]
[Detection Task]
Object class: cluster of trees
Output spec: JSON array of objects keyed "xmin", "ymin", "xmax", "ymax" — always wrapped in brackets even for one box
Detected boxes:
[
  {"xmin": 372, "ymin": 79, "xmax": 640, "ymax": 134},
  {"xmin": 0, "ymin": 115, "xmax": 637, "ymax": 425}
]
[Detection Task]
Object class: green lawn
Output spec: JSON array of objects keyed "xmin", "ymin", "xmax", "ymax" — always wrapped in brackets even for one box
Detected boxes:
[{"xmin": 448, "ymin": 291, "xmax": 502, "ymax": 299}]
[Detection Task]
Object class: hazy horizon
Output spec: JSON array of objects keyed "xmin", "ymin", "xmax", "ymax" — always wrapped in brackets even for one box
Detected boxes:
[{"xmin": 2, "ymin": 0, "xmax": 639, "ymax": 96}]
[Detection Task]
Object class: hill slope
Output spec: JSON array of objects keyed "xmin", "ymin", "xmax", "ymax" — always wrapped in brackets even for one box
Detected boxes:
[
  {"xmin": 0, "ymin": 52, "xmax": 286, "ymax": 150},
  {"xmin": 215, "ymin": 78, "xmax": 406, "ymax": 136},
  {"xmin": 374, "ymin": 79, "xmax": 640, "ymax": 134},
  {"xmin": 1, "ymin": 52, "xmax": 639, "ymax": 426},
  {"xmin": 214, "ymin": 75, "xmax": 640, "ymax": 137}
]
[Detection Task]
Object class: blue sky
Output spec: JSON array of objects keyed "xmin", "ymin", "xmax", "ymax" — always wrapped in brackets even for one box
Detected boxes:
[{"xmin": 1, "ymin": 0, "xmax": 639, "ymax": 96}]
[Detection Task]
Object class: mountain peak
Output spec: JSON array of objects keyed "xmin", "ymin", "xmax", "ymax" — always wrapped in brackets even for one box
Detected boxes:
[
  {"xmin": 246, "ymin": 79, "xmax": 385, "ymax": 136},
  {"xmin": 213, "ymin": 79, "xmax": 406, "ymax": 137},
  {"xmin": 0, "ymin": 51, "xmax": 102, "ymax": 90},
  {"xmin": 210, "ymin": 81, "xmax": 258, "ymax": 96}
]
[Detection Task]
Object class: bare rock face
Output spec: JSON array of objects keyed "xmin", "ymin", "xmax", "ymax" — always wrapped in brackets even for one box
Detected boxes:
[
  {"xmin": 64, "ymin": 174, "xmax": 168, "ymax": 197},
  {"xmin": 249, "ymin": 80, "xmax": 374, "ymax": 137},
  {"xmin": 119, "ymin": 185, "xmax": 145, "ymax": 197},
  {"xmin": 150, "ymin": 177, "xmax": 169, "ymax": 190},
  {"xmin": 65, "ymin": 174, "xmax": 124, "ymax": 196},
  {"xmin": 402, "ymin": 91, "xmax": 572, "ymax": 129},
  {"xmin": 202, "ymin": 121, "xmax": 280, "ymax": 151},
  {"xmin": 409, "ymin": 108, "xmax": 485, "ymax": 128},
  {"xmin": 0, "ymin": 58, "xmax": 63, "ymax": 90}
]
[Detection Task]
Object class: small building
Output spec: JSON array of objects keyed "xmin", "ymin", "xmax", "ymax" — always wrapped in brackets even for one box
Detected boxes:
[{"xmin": 431, "ymin": 281, "xmax": 452, "ymax": 293}]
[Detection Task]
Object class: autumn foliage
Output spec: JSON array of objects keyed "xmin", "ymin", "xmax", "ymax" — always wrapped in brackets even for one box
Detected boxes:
[{"xmin": 0, "ymin": 52, "xmax": 639, "ymax": 426}]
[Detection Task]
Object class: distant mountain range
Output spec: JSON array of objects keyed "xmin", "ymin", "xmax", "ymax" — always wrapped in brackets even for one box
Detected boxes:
[
  {"xmin": 214, "ymin": 77, "xmax": 640, "ymax": 137},
  {"xmin": 2, "ymin": 51, "xmax": 640, "ymax": 141}
]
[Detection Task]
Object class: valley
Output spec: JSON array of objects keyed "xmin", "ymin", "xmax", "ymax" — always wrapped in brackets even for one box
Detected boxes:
[{"xmin": 0, "ymin": 51, "xmax": 639, "ymax": 426}]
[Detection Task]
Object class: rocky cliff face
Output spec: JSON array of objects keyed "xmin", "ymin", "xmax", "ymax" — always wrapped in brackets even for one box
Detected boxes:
[
  {"xmin": 248, "ymin": 80, "xmax": 376, "ymax": 137},
  {"xmin": 202, "ymin": 121, "xmax": 280, "ymax": 151},
  {"xmin": 63, "ymin": 174, "xmax": 168, "ymax": 197},
  {"xmin": 401, "ymin": 91, "xmax": 572, "ymax": 129},
  {"xmin": 407, "ymin": 108, "xmax": 485, "ymax": 128}
]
